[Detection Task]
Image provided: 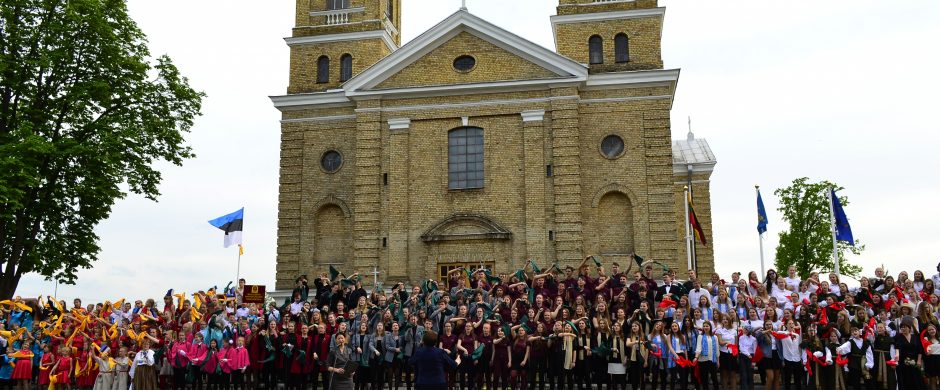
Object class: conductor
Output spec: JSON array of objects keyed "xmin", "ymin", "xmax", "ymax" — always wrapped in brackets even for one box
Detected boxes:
[{"xmin": 408, "ymin": 330, "xmax": 460, "ymax": 390}]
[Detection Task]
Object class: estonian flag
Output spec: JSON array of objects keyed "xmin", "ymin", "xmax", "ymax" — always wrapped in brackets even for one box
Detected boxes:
[
  {"xmin": 757, "ymin": 189, "xmax": 769, "ymax": 234},
  {"xmin": 208, "ymin": 208, "xmax": 244, "ymax": 248},
  {"xmin": 831, "ymin": 190, "xmax": 855, "ymax": 246}
]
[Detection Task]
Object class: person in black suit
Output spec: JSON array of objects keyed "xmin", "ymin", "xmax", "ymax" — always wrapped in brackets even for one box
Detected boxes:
[{"xmin": 657, "ymin": 273, "xmax": 686, "ymax": 301}]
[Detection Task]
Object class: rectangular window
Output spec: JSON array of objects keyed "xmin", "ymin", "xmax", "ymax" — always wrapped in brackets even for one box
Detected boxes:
[
  {"xmin": 383, "ymin": 173, "xmax": 388, "ymax": 185},
  {"xmin": 327, "ymin": 0, "xmax": 349, "ymax": 10},
  {"xmin": 448, "ymin": 127, "xmax": 484, "ymax": 189},
  {"xmin": 546, "ymin": 164, "xmax": 553, "ymax": 177},
  {"xmin": 548, "ymin": 230, "xmax": 555, "ymax": 241}
]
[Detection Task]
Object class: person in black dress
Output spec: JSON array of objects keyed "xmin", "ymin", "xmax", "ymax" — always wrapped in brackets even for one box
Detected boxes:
[{"xmin": 894, "ymin": 320, "xmax": 926, "ymax": 390}]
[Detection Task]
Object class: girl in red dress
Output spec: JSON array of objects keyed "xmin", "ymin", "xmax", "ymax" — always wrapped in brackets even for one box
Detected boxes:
[
  {"xmin": 11, "ymin": 340, "xmax": 34, "ymax": 390},
  {"xmin": 51, "ymin": 345, "xmax": 74, "ymax": 390},
  {"xmin": 76, "ymin": 339, "xmax": 98, "ymax": 388},
  {"xmin": 38, "ymin": 344, "xmax": 54, "ymax": 388}
]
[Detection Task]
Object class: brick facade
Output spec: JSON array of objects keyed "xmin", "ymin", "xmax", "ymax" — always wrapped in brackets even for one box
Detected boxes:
[{"xmin": 272, "ymin": 0, "xmax": 716, "ymax": 290}]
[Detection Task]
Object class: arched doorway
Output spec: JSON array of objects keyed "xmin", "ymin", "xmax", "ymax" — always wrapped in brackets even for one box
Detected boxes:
[
  {"xmin": 314, "ymin": 204, "xmax": 352, "ymax": 265},
  {"xmin": 597, "ymin": 192, "xmax": 635, "ymax": 255}
]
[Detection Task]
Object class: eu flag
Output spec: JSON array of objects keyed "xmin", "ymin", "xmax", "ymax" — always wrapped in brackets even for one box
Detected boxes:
[
  {"xmin": 831, "ymin": 190, "xmax": 855, "ymax": 246},
  {"xmin": 756, "ymin": 189, "xmax": 768, "ymax": 234}
]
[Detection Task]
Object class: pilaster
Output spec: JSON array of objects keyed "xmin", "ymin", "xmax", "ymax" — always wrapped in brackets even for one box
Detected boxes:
[
  {"xmin": 353, "ymin": 100, "xmax": 383, "ymax": 275},
  {"xmin": 521, "ymin": 110, "xmax": 548, "ymax": 262},
  {"xmin": 643, "ymin": 109, "xmax": 677, "ymax": 267},
  {"xmin": 276, "ymin": 126, "xmax": 304, "ymax": 290},
  {"xmin": 387, "ymin": 117, "xmax": 410, "ymax": 279},
  {"xmin": 550, "ymin": 88, "xmax": 583, "ymax": 266}
]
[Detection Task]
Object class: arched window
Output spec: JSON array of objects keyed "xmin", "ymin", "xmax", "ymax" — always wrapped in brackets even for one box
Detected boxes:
[
  {"xmin": 316, "ymin": 56, "xmax": 330, "ymax": 84},
  {"xmin": 588, "ymin": 35, "xmax": 603, "ymax": 65},
  {"xmin": 448, "ymin": 127, "xmax": 484, "ymax": 189},
  {"xmin": 615, "ymin": 33, "xmax": 629, "ymax": 63},
  {"xmin": 340, "ymin": 54, "xmax": 353, "ymax": 82}
]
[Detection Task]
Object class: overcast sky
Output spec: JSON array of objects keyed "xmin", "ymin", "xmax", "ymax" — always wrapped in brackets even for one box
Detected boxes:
[{"xmin": 14, "ymin": 1, "xmax": 940, "ymax": 302}]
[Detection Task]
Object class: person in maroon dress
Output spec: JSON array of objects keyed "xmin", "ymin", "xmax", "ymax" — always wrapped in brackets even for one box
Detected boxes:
[
  {"xmin": 491, "ymin": 327, "xmax": 510, "ymax": 390},
  {"xmin": 456, "ymin": 323, "xmax": 477, "ymax": 390},
  {"xmin": 475, "ymin": 323, "xmax": 494, "ymax": 390},
  {"xmin": 439, "ymin": 323, "xmax": 458, "ymax": 390},
  {"xmin": 509, "ymin": 327, "xmax": 531, "ymax": 390}
]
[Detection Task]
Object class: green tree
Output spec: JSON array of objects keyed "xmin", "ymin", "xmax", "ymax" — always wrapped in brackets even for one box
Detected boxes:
[
  {"xmin": 773, "ymin": 177, "xmax": 864, "ymax": 279},
  {"xmin": 0, "ymin": 0, "xmax": 204, "ymax": 298}
]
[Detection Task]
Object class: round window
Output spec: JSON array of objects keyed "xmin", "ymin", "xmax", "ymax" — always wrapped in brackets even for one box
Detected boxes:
[
  {"xmin": 601, "ymin": 135, "xmax": 625, "ymax": 159},
  {"xmin": 453, "ymin": 55, "xmax": 476, "ymax": 72},
  {"xmin": 321, "ymin": 150, "xmax": 343, "ymax": 173}
]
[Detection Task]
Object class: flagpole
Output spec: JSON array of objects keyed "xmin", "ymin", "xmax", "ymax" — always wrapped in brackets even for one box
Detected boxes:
[
  {"xmin": 236, "ymin": 246, "xmax": 242, "ymax": 284},
  {"xmin": 826, "ymin": 188, "xmax": 840, "ymax": 276},
  {"xmin": 756, "ymin": 185, "xmax": 765, "ymax": 277},
  {"xmin": 684, "ymin": 186, "xmax": 693, "ymax": 272}
]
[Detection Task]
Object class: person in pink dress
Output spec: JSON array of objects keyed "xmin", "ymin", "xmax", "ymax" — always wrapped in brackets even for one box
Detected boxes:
[
  {"xmin": 219, "ymin": 338, "xmax": 235, "ymax": 389},
  {"xmin": 200, "ymin": 339, "xmax": 222, "ymax": 388},
  {"xmin": 188, "ymin": 332, "xmax": 209, "ymax": 389},
  {"xmin": 167, "ymin": 331, "xmax": 190, "ymax": 389},
  {"xmin": 228, "ymin": 336, "xmax": 250, "ymax": 390}
]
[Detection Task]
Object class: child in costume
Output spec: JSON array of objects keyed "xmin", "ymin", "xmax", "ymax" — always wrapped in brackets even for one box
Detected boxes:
[
  {"xmin": 91, "ymin": 346, "xmax": 115, "ymax": 390},
  {"xmin": 10, "ymin": 339, "xmax": 34, "ymax": 390},
  {"xmin": 112, "ymin": 346, "xmax": 131, "ymax": 390}
]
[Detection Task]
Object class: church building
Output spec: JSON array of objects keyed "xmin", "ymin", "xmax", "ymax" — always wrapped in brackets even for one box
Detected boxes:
[{"xmin": 270, "ymin": 0, "xmax": 717, "ymax": 290}]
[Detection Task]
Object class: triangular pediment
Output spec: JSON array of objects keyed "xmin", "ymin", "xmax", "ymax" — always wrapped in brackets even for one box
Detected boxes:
[{"xmin": 343, "ymin": 10, "xmax": 587, "ymax": 95}]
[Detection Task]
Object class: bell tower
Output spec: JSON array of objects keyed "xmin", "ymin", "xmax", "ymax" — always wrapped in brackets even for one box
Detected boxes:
[
  {"xmin": 287, "ymin": 0, "xmax": 402, "ymax": 93},
  {"xmin": 551, "ymin": 0, "xmax": 664, "ymax": 73}
]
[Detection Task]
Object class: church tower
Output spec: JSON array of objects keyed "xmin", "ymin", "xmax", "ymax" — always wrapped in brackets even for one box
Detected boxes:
[
  {"xmin": 552, "ymin": 0, "xmax": 664, "ymax": 73},
  {"xmin": 287, "ymin": 0, "xmax": 402, "ymax": 94}
]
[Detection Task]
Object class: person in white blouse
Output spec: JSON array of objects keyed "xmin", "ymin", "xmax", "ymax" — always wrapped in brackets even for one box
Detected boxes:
[
  {"xmin": 738, "ymin": 326, "xmax": 758, "ymax": 390},
  {"xmin": 931, "ymin": 262, "xmax": 940, "ymax": 293},
  {"xmin": 828, "ymin": 273, "xmax": 842, "ymax": 296},
  {"xmin": 784, "ymin": 266, "xmax": 801, "ymax": 293},
  {"xmin": 714, "ymin": 316, "xmax": 738, "ymax": 390},
  {"xmin": 131, "ymin": 338, "xmax": 158, "ymax": 390},
  {"xmin": 778, "ymin": 320, "xmax": 805, "ymax": 390},
  {"xmin": 835, "ymin": 327, "xmax": 874, "ymax": 389},
  {"xmin": 913, "ymin": 270, "xmax": 927, "ymax": 293},
  {"xmin": 743, "ymin": 308, "xmax": 764, "ymax": 333}
]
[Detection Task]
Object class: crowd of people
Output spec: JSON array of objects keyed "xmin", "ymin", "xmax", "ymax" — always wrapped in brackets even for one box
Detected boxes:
[{"xmin": 0, "ymin": 255, "xmax": 937, "ymax": 390}]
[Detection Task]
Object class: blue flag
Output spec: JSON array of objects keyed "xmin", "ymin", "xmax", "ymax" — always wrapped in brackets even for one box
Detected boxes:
[
  {"xmin": 208, "ymin": 208, "xmax": 244, "ymax": 248},
  {"xmin": 830, "ymin": 190, "xmax": 854, "ymax": 246},
  {"xmin": 756, "ymin": 189, "xmax": 768, "ymax": 234}
]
